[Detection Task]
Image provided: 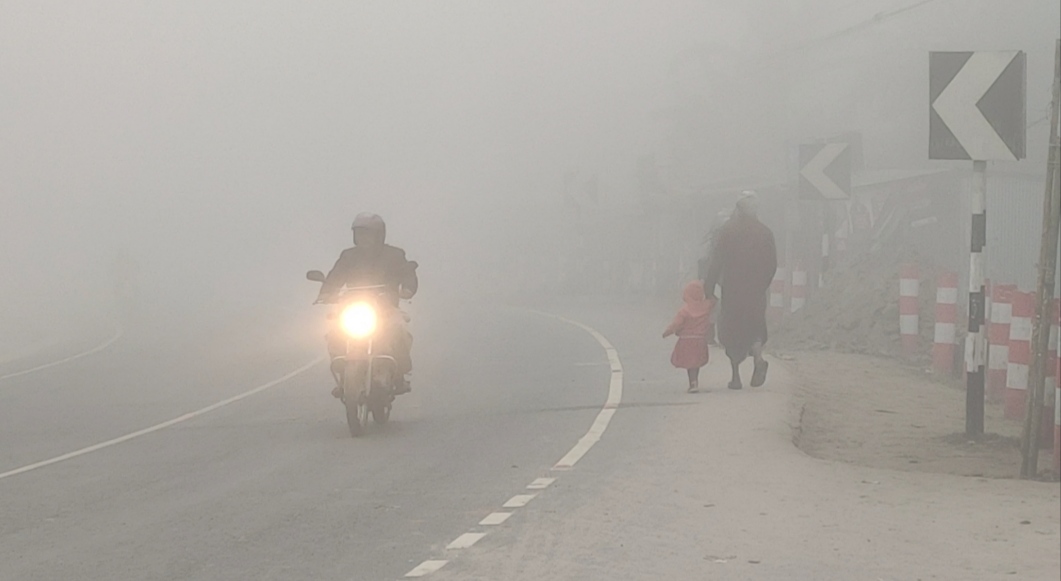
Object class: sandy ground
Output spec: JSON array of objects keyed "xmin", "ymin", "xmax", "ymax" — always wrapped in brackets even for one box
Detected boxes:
[
  {"xmin": 785, "ymin": 351, "xmax": 1056, "ymax": 480},
  {"xmin": 430, "ymin": 302, "xmax": 1061, "ymax": 581}
]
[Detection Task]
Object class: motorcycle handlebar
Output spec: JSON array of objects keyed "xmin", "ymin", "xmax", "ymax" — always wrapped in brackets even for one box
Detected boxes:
[{"xmin": 314, "ymin": 285, "xmax": 400, "ymax": 305}]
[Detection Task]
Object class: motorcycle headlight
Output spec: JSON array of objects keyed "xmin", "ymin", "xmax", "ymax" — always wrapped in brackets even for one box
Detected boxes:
[{"xmin": 340, "ymin": 302, "xmax": 377, "ymax": 339}]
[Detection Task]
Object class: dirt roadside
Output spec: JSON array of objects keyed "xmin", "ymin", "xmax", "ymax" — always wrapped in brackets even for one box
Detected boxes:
[{"xmin": 783, "ymin": 350, "xmax": 1057, "ymax": 480}]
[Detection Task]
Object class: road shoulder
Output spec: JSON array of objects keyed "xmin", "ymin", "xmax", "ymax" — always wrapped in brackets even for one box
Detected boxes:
[{"xmin": 433, "ymin": 301, "xmax": 1061, "ymax": 581}]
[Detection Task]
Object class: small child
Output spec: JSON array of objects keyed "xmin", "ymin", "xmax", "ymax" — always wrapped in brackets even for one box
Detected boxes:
[{"xmin": 662, "ymin": 280, "xmax": 715, "ymax": 393}]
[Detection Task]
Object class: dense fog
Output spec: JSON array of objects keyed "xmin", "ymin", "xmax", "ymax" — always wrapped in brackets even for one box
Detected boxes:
[{"xmin": 2, "ymin": 0, "xmax": 1057, "ymax": 346}]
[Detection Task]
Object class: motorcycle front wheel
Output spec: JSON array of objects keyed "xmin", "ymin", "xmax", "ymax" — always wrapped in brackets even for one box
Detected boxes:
[
  {"xmin": 369, "ymin": 364, "xmax": 394, "ymax": 426},
  {"xmin": 343, "ymin": 361, "xmax": 370, "ymax": 437},
  {"xmin": 371, "ymin": 403, "xmax": 391, "ymax": 425}
]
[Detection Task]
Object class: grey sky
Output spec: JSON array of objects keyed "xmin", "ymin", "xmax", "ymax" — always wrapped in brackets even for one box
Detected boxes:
[{"xmin": 1, "ymin": 0, "xmax": 1057, "ymax": 333}]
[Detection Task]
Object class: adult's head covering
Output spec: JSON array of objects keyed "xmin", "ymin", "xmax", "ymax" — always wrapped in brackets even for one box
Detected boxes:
[
  {"xmin": 735, "ymin": 190, "xmax": 759, "ymax": 218},
  {"xmin": 352, "ymin": 212, "xmax": 386, "ymax": 244}
]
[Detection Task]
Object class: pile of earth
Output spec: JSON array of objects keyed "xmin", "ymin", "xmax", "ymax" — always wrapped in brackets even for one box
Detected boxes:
[{"xmin": 772, "ymin": 245, "xmax": 963, "ymax": 366}]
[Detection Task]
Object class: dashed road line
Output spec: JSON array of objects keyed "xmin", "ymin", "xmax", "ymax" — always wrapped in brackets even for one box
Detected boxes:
[
  {"xmin": 527, "ymin": 477, "xmax": 556, "ymax": 490},
  {"xmin": 446, "ymin": 533, "xmax": 487, "ymax": 550},
  {"xmin": 502, "ymin": 493, "xmax": 537, "ymax": 509},
  {"xmin": 404, "ymin": 560, "xmax": 449, "ymax": 577},
  {"xmin": 479, "ymin": 512, "xmax": 512, "ymax": 526}
]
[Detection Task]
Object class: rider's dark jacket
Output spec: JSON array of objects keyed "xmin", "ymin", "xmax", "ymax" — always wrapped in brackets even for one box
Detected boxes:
[{"xmin": 320, "ymin": 244, "xmax": 418, "ymax": 305}]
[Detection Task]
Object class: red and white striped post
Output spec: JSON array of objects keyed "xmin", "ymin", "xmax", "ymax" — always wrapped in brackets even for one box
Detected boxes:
[
  {"xmin": 899, "ymin": 264, "xmax": 920, "ymax": 358},
  {"xmin": 932, "ymin": 272, "xmax": 959, "ymax": 375},
  {"xmin": 791, "ymin": 263, "xmax": 807, "ymax": 313},
  {"xmin": 768, "ymin": 266, "xmax": 787, "ymax": 325},
  {"xmin": 1005, "ymin": 291, "xmax": 1034, "ymax": 420},
  {"xmin": 988, "ymin": 284, "xmax": 1016, "ymax": 402}
]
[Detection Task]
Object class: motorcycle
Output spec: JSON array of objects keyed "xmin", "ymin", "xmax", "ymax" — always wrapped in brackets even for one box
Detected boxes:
[{"xmin": 306, "ymin": 271, "xmax": 406, "ymax": 437}]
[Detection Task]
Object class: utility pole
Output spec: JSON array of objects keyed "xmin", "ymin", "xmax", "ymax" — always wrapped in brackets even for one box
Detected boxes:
[{"xmin": 1020, "ymin": 39, "xmax": 1061, "ymax": 479}]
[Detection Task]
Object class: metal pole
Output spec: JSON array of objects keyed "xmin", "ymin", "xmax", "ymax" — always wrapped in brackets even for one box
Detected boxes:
[
  {"xmin": 785, "ymin": 193, "xmax": 796, "ymax": 279},
  {"xmin": 1020, "ymin": 39, "xmax": 1061, "ymax": 479},
  {"xmin": 820, "ymin": 203, "xmax": 830, "ymax": 287},
  {"xmin": 966, "ymin": 160, "xmax": 987, "ymax": 437}
]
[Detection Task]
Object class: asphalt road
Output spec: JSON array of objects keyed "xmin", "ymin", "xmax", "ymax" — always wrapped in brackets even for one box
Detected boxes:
[{"xmin": 0, "ymin": 298, "xmax": 611, "ymax": 581}]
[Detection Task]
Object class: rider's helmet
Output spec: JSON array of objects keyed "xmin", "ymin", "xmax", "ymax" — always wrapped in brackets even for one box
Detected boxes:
[
  {"xmin": 736, "ymin": 190, "xmax": 759, "ymax": 218},
  {"xmin": 352, "ymin": 213, "xmax": 386, "ymax": 246}
]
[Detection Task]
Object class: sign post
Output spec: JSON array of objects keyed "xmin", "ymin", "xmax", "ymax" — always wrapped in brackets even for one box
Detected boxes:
[
  {"xmin": 930, "ymin": 50, "xmax": 1027, "ymax": 438},
  {"xmin": 800, "ymin": 142, "xmax": 851, "ymax": 287}
]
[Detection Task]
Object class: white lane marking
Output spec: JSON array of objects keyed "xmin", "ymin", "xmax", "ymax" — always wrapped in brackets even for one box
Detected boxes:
[
  {"xmin": 404, "ymin": 560, "xmax": 448, "ymax": 577},
  {"xmin": 479, "ymin": 512, "xmax": 512, "ymax": 526},
  {"xmin": 0, "ymin": 356, "xmax": 325, "ymax": 481},
  {"xmin": 535, "ymin": 312, "xmax": 622, "ymax": 402},
  {"xmin": 397, "ymin": 312, "xmax": 623, "ymax": 577},
  {"xmin": 527, "ymin": 477, "xmax": 555, "ymax": 490},
  {"xmin": 553, "ymin": 408, "xmax": 616, "ymax": 469},
  {"xmin": 502, "ymin": 494, "xmax": 537, "ymax": 508},
  {"xmin": 446, "ymin": 532, "xmax": 487, "ymax": 550},
  {"xmin": 0, "ymin": 326, "xmax": 123, "ymax": 384},
  {"xmin": 530, "ymin": 312, "xmax": 624, "ymax": 469}
]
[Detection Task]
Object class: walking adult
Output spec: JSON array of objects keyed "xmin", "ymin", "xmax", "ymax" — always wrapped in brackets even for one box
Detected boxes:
[{"xmin": 703, "ymin": 191, "xmax": 777, "ymax": 390}]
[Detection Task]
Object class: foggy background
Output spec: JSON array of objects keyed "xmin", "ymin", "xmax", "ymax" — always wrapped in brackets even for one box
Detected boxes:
[{"xmin": 2, "ymin": 0, "xmax": 1058, "ymax": 350}]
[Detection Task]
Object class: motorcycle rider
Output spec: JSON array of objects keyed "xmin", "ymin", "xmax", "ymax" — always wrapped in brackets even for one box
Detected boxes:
[{"xmin": 318, "ymin": 213, "xmax": 418, "ymax": 395}]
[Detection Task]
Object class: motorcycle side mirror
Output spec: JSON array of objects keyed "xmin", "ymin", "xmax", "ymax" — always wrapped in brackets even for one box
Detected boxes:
[{"xmin": 306, "ymin": 270, "xmax": 326, "ymax": 282}]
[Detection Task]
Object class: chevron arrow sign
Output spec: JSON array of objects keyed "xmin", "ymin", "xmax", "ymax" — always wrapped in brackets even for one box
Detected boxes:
[
  {"xmin": 930, "ymin": 51, "xmax": 1026, "ymax": 161},
  {"xmin": 799, "ymin": 142, "xmax": 851, "ymax": 200}
]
